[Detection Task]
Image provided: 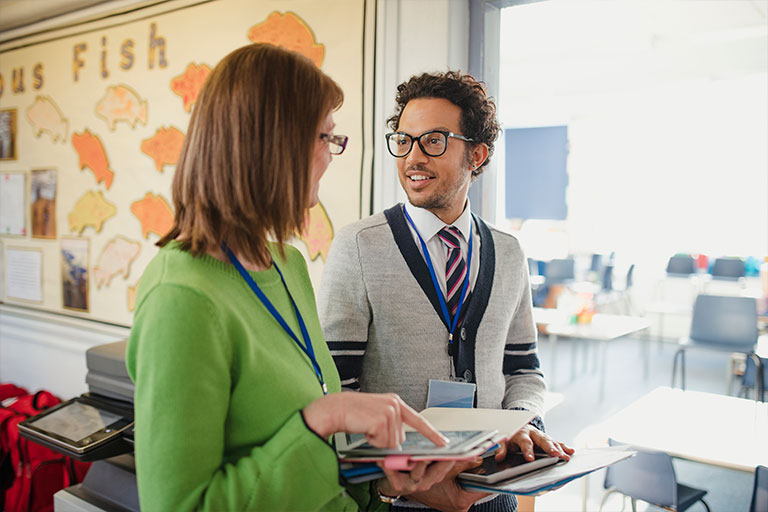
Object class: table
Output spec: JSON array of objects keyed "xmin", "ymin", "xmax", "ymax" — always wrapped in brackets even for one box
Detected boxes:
[
  {"xmin": 533, "ymin": 308, "xmax": 651, "ymax": 399},
  {"xmin": 576, "ymin": 386, "xmax": 768, "ymax": 511}
]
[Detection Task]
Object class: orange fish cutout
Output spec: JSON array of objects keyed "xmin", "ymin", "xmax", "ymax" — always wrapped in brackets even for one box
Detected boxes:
[
  {"xmin": 131, "ymin": 193, "xmax": 174, "ymax": 239},
  {"xmin": 247, "ymin": 12, "xmax": 324, "ymax": 67},
  {"xmin": 300, "ymin": 202, "xmax": 334, "ymax": 261},
  {"xmin": 170, "ymin": 63, "xmax": 211, "ymax": 112},
  {"xmin": 141, "ymin": 126, "xmax": 185, "ymax": 172},
  {"xmin": 72, "ymin": 130, "xmax": 115, "ymax": 189}
]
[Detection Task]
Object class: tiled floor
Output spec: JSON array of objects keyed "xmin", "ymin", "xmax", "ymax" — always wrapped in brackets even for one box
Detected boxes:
[{"xmin": 530, "ymin": 333, "xmax": 756, "ymax": 512}]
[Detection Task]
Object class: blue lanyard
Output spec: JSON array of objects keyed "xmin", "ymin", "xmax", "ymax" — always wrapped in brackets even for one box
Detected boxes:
[
  {"xmin": 402, "ymin": 206, "xmax": 473, "ymax": 345},
  {"xmin": 223, "ymin": 243, "xmax": 327, "ymax": 395}
]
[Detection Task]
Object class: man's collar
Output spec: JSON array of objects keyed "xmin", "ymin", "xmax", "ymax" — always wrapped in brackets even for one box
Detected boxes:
[{"xmin": 404, "ymin": 200, "xmax": 473, "ymax": 242}]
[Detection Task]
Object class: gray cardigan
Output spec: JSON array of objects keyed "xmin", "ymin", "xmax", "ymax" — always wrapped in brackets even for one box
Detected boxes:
[{"xmin": 318, "ymin": 204, "xmax": 546, "ymax": 420}]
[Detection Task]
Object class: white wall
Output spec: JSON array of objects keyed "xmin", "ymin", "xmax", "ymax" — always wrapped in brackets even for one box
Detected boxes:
[
  {"xmin": 0, "ymin": 304, "xmax": 129, "ymax": 398},
  {"xmin": 371, "ymin": 0, "xmax": 470, "ymax": 215}
]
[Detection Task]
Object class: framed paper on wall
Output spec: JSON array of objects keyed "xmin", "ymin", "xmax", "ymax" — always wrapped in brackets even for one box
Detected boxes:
[
  {"xmin": 31, "ymin": 169, "xmax": 57, "ymax": 239},
  {"xmin": 0, "ymin": 109, "xmax": 17, "ymax": 161},
  {"xmin": 60, "ymin": 237, "xmax": 89, "ymax": 312}
]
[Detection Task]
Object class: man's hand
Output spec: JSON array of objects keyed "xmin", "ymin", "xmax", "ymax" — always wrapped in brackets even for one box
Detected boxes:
[
  {"xmin": 496, "ymin": 424, "xmax": 574, "ymax": 462},
  {"xmin": 400, "ymin": 458, "xmax": 492, "ymax": 512},
  {"xmin": 377, "ymin": 460, "xmax": 456, "ymax": 499}
]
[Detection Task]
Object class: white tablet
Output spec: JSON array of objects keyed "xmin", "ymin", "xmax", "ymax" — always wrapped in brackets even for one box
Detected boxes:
[{"xmin": 335, "ymin": 429, "xmax": 497, "ymax": 456}]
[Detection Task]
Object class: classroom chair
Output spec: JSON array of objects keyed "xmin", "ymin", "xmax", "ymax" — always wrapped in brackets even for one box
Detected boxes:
[
  {"xmin": 671, "ymin": 295, "xmax": 759, "ymax": 392},
  {"xmin": 666, "ymin": 255, "xmax": 696, "ymax": 276},
  {"xmin": 710, "ymin": 257, "xmax": 745, "ymax": 280},
  {"xmin": 740, "ymin": 354, "xmax": 766, "ymax": 402},
  {"xmin": 600, "ymin": 439, "xmax": 710, "ymax": 512},
  {"xmin": 751, "ymin": 465, "xmax": 768, "ymax": 512},
  {"xmin": 544, "ymin": 257, "xmax": 575, "ymax": 283}
]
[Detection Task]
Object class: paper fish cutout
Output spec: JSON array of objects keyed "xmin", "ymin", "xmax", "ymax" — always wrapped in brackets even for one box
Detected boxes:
[
  {"xmin": 131, "ymin": 193, "xmax": 173, "ymax": 239},
  {"xmin": 170, "ymin": 63, "xmax": 211, "ymax": 112},
  {"xmin": 72, "ymin": 130, "xmax": 115, "ymax": 189},
  {"xmin": 69, "ymin": 190, "xmax": 117, "ymax": 234},
  {"xmin": 247, "ymin": 12, "xmax": 324, "ymax": 67},
  {"xmin": 140, "ymin": 126, "xmax": 185, "ymax": 172},
  {"xmin": 95, "ymin": 85, "xmax": 148, "ymax": 130},
  {"xmin": 26, "ymin": 96, "xmax": 68, "ymax": 143},
  {"xmin": 93, "ymin": 236, "xmax": 142, "ymax": 289},
  {"xmin": 127, "ymin": 280, "xmax": 139, "ymax": 312},
  {"xmin": 300, "ymin": 202, "xmax": 333, "ymax": 261}
]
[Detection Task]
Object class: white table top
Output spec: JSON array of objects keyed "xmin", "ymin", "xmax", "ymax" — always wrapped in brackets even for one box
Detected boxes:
[
  {"xmin": 576, "ymin": 386, "xmax": 768, "ymax": 472},
  {"xmin": 533, "ymin": 308, "xmax": 651, "ymax": 341}
]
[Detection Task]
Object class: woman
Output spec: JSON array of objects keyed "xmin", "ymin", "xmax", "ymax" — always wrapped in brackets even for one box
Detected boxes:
[{"xmin": 126, "ymin": 43, "xmax": 455, "ymax": 511}]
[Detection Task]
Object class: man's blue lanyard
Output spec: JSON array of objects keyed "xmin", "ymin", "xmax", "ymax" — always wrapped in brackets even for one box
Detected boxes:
[
  {"xmin": 402, "ymin": 206, "xmax": 473, "ymax": 346},
  {"xmin": 222, "ymin": 243, "xmax": 327, "ymax": 395}
]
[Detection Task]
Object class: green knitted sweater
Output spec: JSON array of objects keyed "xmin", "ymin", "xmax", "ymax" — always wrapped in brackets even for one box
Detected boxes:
[{"xmin": 127, "ymin": 242, "xmax": 380, "ymax": 511}]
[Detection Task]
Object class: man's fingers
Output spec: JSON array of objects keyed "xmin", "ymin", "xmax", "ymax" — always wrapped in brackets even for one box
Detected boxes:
[
  {"xmin": 424, "ymin": 460, "xmax": 456, "ymax": 483},
  {"xmin": 494, "ymin": 440, "xmax": 508, "ymax": 461},
  {"xmin": 400, "ymin": 404, "xmax": 449, "ymax": 446},
  {"xmin": 409, "ymin": 461, "xmax": 428, "ymax": 483}
]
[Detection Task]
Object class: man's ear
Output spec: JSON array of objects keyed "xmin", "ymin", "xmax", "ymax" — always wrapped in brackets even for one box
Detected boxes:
[{"xmin": 471, "ymin": 143, "xmax": 490, "ymax": 170}]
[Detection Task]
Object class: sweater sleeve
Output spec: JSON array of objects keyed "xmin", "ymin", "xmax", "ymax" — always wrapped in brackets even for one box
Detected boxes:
[
  {"xmin": 501, "ymin": 250, "xmax": 547, "ymax": 421},
  {"xmin": 126, "ymin": 284, "xmax": 349, "ymax": 512},
  {"xmin": 318, "ymin": 226, "xmax": 371, "ymax": 391}
]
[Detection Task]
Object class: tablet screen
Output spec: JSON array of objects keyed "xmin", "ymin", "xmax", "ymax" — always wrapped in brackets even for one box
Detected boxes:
[
  {"xmin": 347, "ymin": 430, "xmax": 484, "ymax": 450},
  {"xmin": 29, "ymin": 400, "xmax": 121, "ymax": 442}
]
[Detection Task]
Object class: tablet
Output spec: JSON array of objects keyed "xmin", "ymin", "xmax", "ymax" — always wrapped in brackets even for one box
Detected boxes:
[
  {"xmin": 335, "ymin": 429, "xmax": 497, "ymax": 456},
  {"xmin": 18, "ymin": 396, "xmax": 133, "ymax": 456},
  {"xmin": 458, "ymin": 451, "xmax": 562, "ymax": 484}
]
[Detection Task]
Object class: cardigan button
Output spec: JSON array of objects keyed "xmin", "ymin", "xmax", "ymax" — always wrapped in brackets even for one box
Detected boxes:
[
  {"xmin": 460, "ymin": 327, "xmax": 467, "ymax": 341},
  {"xmin": 463, "ymin": 369, "xmax": 473, "ymax": 382}
]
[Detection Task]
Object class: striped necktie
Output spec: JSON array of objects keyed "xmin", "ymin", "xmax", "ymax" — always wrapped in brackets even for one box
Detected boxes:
[{"xmin": 438, "ymin": 226, "xmax": 470, "ymax": 322}]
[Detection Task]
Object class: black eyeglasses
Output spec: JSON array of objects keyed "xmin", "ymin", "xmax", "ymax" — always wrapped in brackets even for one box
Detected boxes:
[
  {"xmin": 320, "ymin": 133, "xmax": 348, "ymax": 155},
  {"xmin": 385, "ymin": 130, "xmax": 474, "ymax": 158}
]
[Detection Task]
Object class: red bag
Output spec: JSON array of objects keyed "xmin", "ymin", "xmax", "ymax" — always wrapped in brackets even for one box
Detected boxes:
[{"xmin": 0, "ymin": 388, "xmax": 91, "ymax": 512}]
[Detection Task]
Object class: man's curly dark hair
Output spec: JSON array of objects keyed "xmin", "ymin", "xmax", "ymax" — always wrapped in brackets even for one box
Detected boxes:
[{"xmin": 386, "ymin": 71, "xmax": 501, "ymax": 179}]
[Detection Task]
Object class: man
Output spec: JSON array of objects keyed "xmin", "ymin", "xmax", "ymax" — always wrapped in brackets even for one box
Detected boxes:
[{"xmin": 319, "ymin": 71, "xmax": 572, "ymax": 511}]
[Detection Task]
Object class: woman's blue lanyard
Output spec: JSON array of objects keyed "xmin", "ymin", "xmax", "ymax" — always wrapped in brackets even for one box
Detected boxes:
[
  {"xmin": 222, "ymin": 243, "xmax": 327, "ymax": 395},
  {"xmin": 402, "ymin": 206, "xmax": 473, "ymax": 349}
]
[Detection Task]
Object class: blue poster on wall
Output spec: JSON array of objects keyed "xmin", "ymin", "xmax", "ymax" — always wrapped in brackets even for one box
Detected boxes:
[{"xmin": 504, "ymin": 126, "xmax": 569, "ymax": 220}]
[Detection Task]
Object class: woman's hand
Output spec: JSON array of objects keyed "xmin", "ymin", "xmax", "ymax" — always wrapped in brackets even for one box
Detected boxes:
[{"xmin": 302, "ymin": 391, "xmax": 449, "ymax": 448}]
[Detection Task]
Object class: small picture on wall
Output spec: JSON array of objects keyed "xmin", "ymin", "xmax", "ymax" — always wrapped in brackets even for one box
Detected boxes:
[
  {"xmin": 0, "ymin": 109, "xmax": 17, "ymax": 161},
  {"xmin": 31, "ymin": 169, "xmax": 57, "ymax": 239},
  {"xmin": 61, "ymin": 237, "xmax": 89, "ymax": 312},
  {"xmin": 0, "ymin": 172, "xmax": 26, "ymax": 235}
]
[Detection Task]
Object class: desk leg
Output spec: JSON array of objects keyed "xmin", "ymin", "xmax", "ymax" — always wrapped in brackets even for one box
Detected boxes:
[
  {"xmin": 643, "ymin": 334, "xmax": 650, "ymax": 381},
  {"xmin": 550, "ymin": 334, "xmax": 558, "ymax": 389},
  {"xmin": 582, "ymin": 472, "xmax": 589, "ymax": 512},
  {"xmin": 599, "ymin": 340, "xmax": 607, "ymax": 401},
  {"xmin": 571, "ymin": 342, "xmax": 578, "ymax": 382}
]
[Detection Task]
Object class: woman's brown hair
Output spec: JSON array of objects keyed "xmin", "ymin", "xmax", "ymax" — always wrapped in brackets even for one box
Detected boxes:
[{"xmin": 158, "ymin": 43, "xmax": 343, "ymax": 267}]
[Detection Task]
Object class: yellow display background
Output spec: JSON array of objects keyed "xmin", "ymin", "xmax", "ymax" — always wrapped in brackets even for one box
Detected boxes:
[{"xmin": 0, "ymin": 0, "xmax": 374, "ymax": 326}]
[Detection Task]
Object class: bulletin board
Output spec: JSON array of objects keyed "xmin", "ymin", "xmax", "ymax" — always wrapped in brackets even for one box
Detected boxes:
[{"xmin": 0, "ymin": 0, "xmax": 375, "ymax": 326}]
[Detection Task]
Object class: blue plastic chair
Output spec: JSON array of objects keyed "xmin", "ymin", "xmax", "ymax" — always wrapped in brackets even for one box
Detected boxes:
[
  {"xmin": 751, "ymin": 465, "xmax": 768, "ymax": 512},
  {"xmin": 601, "ymin": 439, "xmax": 710, "ymax": 512},
  {"xmin": 666, "ymin": 255, "xmax": 696, "ymax": 276},
  {"xmin": 544, "ymin": 257, "xmax": 575, "ymax": 283},
  {"xmin": 672, "ymin": 295, "xmax": 759, "ymax": 391},
  {"xmin": 740, "ymin": 355, "xmax": 766, "ymax": 402},
  {"xmin": 710, "ymin": 257, "xmax": 745, "ymax": 280}
]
